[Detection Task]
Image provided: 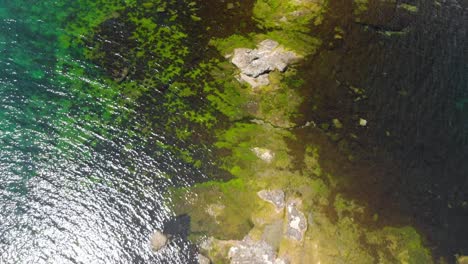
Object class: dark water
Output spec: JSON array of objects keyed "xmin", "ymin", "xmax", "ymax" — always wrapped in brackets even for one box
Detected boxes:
[
  {"xmin": 296, "ymin": 0, "xmax": 468, "ymax": 260},
  {"xmin": 0, "ymin": 1, "xmax": 203, "ymax": 263}
]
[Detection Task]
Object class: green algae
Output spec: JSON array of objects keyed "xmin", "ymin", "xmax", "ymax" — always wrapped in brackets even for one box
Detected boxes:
[
  {"xmin": 367, "ymin": 226, "xmax": 433, "ymax": 264},
  {"xmin": 398, "ymin": 3, "xmax": 419, "ymax": 13},
  {"xmin": 210, "ymin": 34, "xmax": 256, "ymax": 55},
  {"xmin": 172, "ymin": 179, "xmax": 257, "ymax": 240},
  {"xmin": 253, "ymin": 0, "xmax": 327, "ymax": 32},
  {"xmin": 354, "ymin": 0, "xmax": 369, "ymax": 16}
]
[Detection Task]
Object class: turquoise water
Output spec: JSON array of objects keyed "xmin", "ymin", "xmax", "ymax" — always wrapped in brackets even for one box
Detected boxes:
[{"xmin": 0, "ymin": 1, "xmax": 203, "ymax": 262}]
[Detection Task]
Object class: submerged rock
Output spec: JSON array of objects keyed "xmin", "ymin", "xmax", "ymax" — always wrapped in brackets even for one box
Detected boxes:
[
  {"xmin": 231, "ymin": 39, "xmax": 299, "ymax": 88},
  {"xmin": 257, "ymin": 190, "xmax": 285, "ymax": 211},
  {"xmin": 285, "ymin": 201, "xmax": 307, "ymax": 241},
  {"xmin": 150, "ymin": 230, "xmax": 168, "ymax": 252},
  {"xmin": 359, "ymin": 118, "xmax": 367, "ymax": 126},
  {"xmin": 252, "ymin": 147, "xmax": 275, "ymax": 163}
]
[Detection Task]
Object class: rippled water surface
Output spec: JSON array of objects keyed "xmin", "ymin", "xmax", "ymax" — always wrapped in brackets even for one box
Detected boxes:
[{"xmin": 0, "ymin": 1, "xmax": 203, "ymax": 263}]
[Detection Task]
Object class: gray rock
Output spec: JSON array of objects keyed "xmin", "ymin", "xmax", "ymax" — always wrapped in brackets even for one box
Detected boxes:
[
  {"xmin": 257, "ymin": 190, "xmax": 285, "ymax": 211},
  {"xmin": 151, "ymin": 230, "xmax": 168, "ymax": 251},
  {"xmin": 232, "ymin": 49, "xmax": 258, "ymax": 70},
  {"xmin": 285, "ymin": 201, "xmax": 307, "ymax": 241},
  {"xmin": 198, "ymin": 254, "xmax": 211, "ymax": 264},
  {"xmin": 243, "ymin": 59, "xmax": 275, "ymax": 78},
  {"xmin": 228, "ymin": 238, "xmax": 277, "ymax": 264},
  {"xmin": 231, "ymin": 39, "xmax": 299, "ymax": 88}
]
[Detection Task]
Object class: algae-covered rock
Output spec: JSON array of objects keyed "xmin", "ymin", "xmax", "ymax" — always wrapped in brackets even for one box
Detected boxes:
[
  {"xmin": 228, "ymin": 237, "xmax": 278, "ymax": 264},
  {"xmin": 258, "ymin": 189, "xmax": 285, "ymax": 211},
  {"xmin": 252, "ymin": 147, "xmax": 276, "ymax": 163},
  {"xmin": 285, "ymin": 201, "xmax": 307, "ymax": 241}
]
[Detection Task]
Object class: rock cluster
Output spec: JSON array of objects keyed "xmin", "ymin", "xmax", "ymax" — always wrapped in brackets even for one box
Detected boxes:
[{"xmin": 231, "ymin": 39, "xmax": 299, "ymax": 88}]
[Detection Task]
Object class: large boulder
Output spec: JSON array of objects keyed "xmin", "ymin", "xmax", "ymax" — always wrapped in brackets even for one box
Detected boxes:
[{"xmin": 231, "ymin": 39, "xmax": 299, "ymax": 88}]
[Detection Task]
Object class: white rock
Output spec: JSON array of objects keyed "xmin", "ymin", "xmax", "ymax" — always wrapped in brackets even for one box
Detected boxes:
[
  {"xmin": 151, "ymin": 230, "xmax": 168, "ymax": 251},
  {"xmin": 252, "ymin": 147, "xmax": 275, "ymax": 163},
  {"xmin": 285, "ymin": 201, "xmax": 307, "ymax": 241}
]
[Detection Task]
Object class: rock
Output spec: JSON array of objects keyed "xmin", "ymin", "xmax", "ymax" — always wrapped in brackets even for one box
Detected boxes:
[
  {"xmin": 228, "ymin": 237, "xmax": 277, "ymax": 264},
  {"xmin": 285, "ymin": 201, "xmax": 307, "ymax": 241},
  {"xmin": 257, "ymin": 190, "xmax": 285, "ymax": 211},
  {"xmin": 243, "ymin": 59, "xmax": 275, "ymax": 78},
  {"xmin": 232, "ymin": 49, "xmax": 258, "ymax": 70},
  {"xmin": 359, "ymin": 118, "xmax": 367, "ymax": 126},
  {"xmin": 252, "ymin": 147, "xmax": 275, "ymax": 163},
  {"xmin": 332, "ymin": 118, "xmax": 343, "ymax": 129},
  {"xmin": 151, "ymin": 230, "xmax": 168, "ymax": 251},
  {"xmin": 231, "ymin": 39, "xmax": 299, "ymax": 88},
  {"xmin": 197, "ymin": 254, "xmax": 211, "ymax": 264}
]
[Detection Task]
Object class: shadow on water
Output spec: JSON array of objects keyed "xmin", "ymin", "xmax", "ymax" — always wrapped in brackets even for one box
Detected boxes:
[{"xmin": 294, "ymin": 0, "xmax": 468, "ymax": 261}]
